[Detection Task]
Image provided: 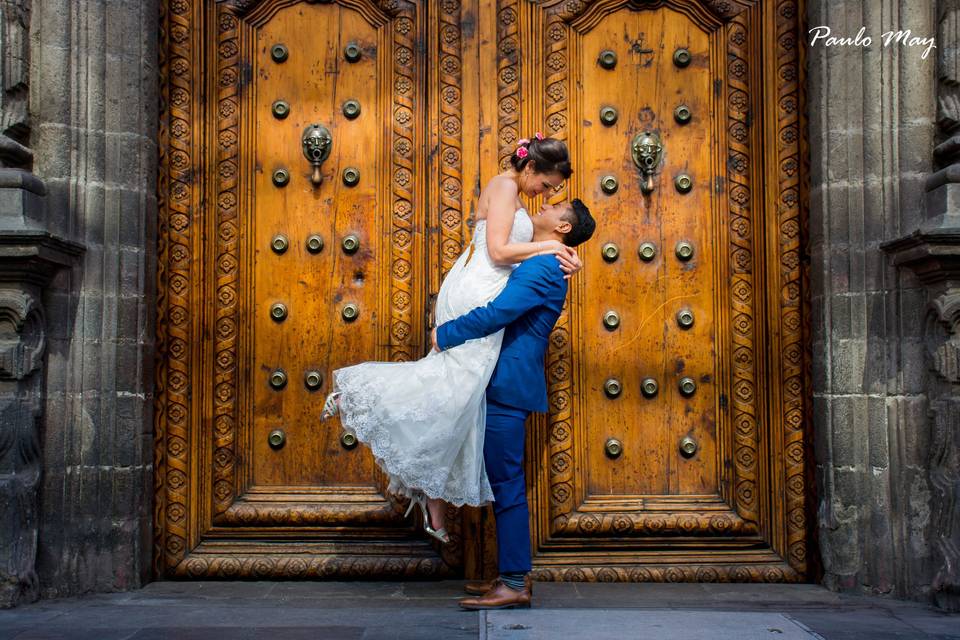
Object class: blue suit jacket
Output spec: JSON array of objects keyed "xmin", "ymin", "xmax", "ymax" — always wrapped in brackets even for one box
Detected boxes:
[{"xmin": 436, "ymin": 255, "xmax": 568, "ymax": 413}]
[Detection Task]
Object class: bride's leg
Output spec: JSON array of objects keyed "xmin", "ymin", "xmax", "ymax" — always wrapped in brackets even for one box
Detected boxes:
[{"xmin": 426, "ymin": 496, "xmax": 447, "ymax": 532}]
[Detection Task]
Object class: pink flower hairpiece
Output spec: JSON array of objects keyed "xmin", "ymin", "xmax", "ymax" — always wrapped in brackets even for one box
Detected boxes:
[{"xmin": 516, "ymin": 132, "xmax": 543, "ymax": 157}]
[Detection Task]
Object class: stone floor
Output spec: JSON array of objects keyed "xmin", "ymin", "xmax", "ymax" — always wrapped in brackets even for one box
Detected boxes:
[{"xmin": 0, "ymin": 581, "xmax": 957, "ymax": 639}]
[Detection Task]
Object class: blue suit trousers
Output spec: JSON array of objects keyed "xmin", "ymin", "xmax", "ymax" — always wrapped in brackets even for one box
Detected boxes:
[{"xmin": 484, "ymin": 398, "xmax": 531, "ymax": 573}]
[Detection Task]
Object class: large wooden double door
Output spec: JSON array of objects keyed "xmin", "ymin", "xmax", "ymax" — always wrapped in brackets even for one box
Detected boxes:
[{"xmin": 155, "ymin": 0, "xmax": 810, "ymax": 581}]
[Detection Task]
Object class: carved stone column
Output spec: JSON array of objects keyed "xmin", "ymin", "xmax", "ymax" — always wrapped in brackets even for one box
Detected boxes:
[
  {"xmin": 925, "ymin": 281, "xmax": 960, "ymax": 613},
  {"xmin": 28, "ymin": 0, "xmax": 158, "ymax": 598},
  {"xmin": 883, "ymin": 0, "xmax": 960, "ymax": 612},
  {"xmin": 0, "ymin": 169, "xmax": 81, "ymax": 608},
  {"xmin": 810, "ymin": 0, "xmax": 937, "ymax": 601},
  {"xmin": 0, "ymin": 0, "xmax": 31, "ymax": 168}
]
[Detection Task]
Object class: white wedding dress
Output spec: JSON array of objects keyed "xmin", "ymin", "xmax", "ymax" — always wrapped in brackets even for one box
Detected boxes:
[{"xmin": 332, "ymin": 208, "xmax": 534, "ymax": 506}]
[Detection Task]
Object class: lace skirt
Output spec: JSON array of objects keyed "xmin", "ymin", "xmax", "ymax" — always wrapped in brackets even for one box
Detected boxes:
[{"xmin": 331, "ymin": 247, "xmax": 511, "ymax": 506}]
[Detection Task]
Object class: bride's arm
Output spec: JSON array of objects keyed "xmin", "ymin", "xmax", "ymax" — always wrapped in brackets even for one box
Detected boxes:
[
  {"xmin": 434, "ymin": 258, "xmax": 563, "ymax": 352},
  {"xmin": 484, "ymin": 180, "xmax": 576, "ymax": 268}
]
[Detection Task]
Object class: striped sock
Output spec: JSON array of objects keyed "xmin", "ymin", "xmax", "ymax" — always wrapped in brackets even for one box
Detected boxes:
[{"xmin": 500, "ymin": 572, "xmax": 527, "ymax": 591}]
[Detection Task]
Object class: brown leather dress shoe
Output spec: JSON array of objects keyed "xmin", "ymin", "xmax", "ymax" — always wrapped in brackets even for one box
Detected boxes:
[
  {"xmin": 459, "ymin": 575, "xmax": 532, "ymax": 610},
  {"xmin": 464, "ymin": 577, "xmax": 534, "ymax": 596}
]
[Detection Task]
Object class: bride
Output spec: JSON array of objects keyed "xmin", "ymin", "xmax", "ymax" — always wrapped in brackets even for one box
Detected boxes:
[{"xmin": 322, "ymin": 134, "xmax": 579, "ymax": 542}]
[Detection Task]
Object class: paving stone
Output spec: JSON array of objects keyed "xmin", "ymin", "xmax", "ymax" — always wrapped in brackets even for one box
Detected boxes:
[
  {"xmin": 128, "ymin": 628, "xmax": 364, "ymax": 640},
  {"xmin": 7, "ymin": 630, "xmax": 139, "ymax": 640},
  {"xmin": 701, "ymin": 584, "xmax": 843, "ymax": 607},
  {"xmin": 484, "ymin": 610, "xmax": 818, "ymax": 640},
  {"xmin": 790, "ymin": 609, "xmax": 956, "ymax": 640}
]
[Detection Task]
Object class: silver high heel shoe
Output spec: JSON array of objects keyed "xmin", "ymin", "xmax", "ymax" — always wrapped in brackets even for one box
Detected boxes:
[
  {"xmin": 320, "ymin": 391, "xmax": 341, "ymax": 422},
  {"xmin": 404, "ymin": 491, "xmax": 450, "ymax": 544}
]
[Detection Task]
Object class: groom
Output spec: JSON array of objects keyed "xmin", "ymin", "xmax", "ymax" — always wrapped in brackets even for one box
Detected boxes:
[{"xmin": 432, "ymin": 198, "xmax": 596, "ymax": 609}]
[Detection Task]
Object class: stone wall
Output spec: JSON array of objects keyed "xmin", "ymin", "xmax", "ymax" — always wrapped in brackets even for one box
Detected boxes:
[
  {"xmin": 807, "ymin": 0, "xmax": 945, "ymax": 603},
  {"xmin": 29, "ymin": 0, "xmax": 159, "ymax": 598}
]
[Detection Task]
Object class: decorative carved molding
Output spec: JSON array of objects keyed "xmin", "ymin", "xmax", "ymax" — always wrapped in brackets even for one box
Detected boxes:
[
  {"xmin": 797, "ymin": 0, "xmax": 815, "ymax": 583},
  {"xmin": 534, "ymin": 562, "xmax": 801, "ymax": 583},
  {"xmin": 153, "ymin": 0, "xmax": 169, "ymax": 578},
  {"xmin": 387, "ymin": 1, "xmax": 419, "ymax": 361},
  {"xmin": 543, "ymin": 0, "xmax": 757, "ymax": 23},
  {"xmin": 773, "ymin": 0, "xmax": 808, "ymax": 575},
  {"xmin": 541, "ymin": 5, "xmax": 574, "ymax": 530},
  {"xmin": 155, "ymin": 0, "xmax": 195, "ymax": 573},
  {"xmin": 497, "ymin": 0, "xmax": 521, "ymax": 170},
  {"xmin": 212, "ymin": 2, "xmax": 241, "ymax": 517},
  {"xmin": 219, "ymin": 501, "xmax": 404, "ymax": 526},
  {"xmin": 222, "ymin": 0, "xmax": 399, "ymax": 25},
  {"xmin": 218, "ymin": 0, "xmax": 368, "ymax": 16},
  {"xmin": 434, "ymin": 0, "xmax": 467, "ymax": 571},
  {"xmin": 171, "ymin": 549, "xmax": 451, "ymax": 579},
  {"xmin": 438, "ymin": 0, "xmax": 464, "ymax": 278},
  {"xmin": 551, "ymin": 511, "xmax": 750, "ymax": 536},
  {"xmin": 217, "ymin": 0, "xmax": 262, "ymax": 13},
  {"xmin": 725, "ymin": 9, "xmax": 760, "ymax": 532}
]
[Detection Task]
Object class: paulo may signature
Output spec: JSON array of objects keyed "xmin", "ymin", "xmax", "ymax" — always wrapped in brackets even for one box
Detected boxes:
[{"xmin": 809, "ymin": 26, "xmax": 936, "ymax": 60}]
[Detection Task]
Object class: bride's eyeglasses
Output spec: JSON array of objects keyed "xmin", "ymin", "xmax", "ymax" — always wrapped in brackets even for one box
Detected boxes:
[{"xmin": 542, "ymin": 180, "xmax": 564, "ymax": 194}]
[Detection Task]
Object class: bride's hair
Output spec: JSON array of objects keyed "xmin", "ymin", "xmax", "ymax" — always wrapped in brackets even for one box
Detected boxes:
[{"xmin": 510, "ymin": 137, "xmax": 573, "ymax": 178}]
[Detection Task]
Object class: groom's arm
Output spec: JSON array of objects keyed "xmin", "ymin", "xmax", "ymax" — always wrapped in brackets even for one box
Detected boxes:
[{"xmin": 435, "ymin": 258, "xmax": 562, "ymax": 351}]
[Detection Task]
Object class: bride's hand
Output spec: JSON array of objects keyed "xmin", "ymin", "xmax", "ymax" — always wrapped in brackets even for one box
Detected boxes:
[
  {"xmin": 538, "ymin": 240, "xmax": 582, "ymax": 278},
  {"xmin": 558, "ymin": 247, "xmax": 582, "ymax": 279}
]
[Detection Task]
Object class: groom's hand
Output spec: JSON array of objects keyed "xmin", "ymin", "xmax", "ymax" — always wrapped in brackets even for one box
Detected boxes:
[{"xmin": 430, "ymin": 327, "xmax": 440, "ymax": 352}]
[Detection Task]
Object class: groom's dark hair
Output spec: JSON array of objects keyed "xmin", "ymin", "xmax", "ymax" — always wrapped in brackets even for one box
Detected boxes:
[{"xmin": 562, "ymin": 199, "xmax": 596, "ymax": 247}]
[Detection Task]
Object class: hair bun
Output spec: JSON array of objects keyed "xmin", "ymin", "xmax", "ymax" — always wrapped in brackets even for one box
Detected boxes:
[{"xmin": 509, "ymin": 135, "xmax": 572, "ymax": 179}]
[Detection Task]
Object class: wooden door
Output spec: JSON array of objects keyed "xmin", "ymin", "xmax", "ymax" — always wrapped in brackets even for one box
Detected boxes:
[
  {"xmin": 156, "ymin": 0, "xmax": 810, "ymax": 582},
  {"xmin": 516, "ymin": 0, "xmax": 810, "ymax": 582},
  {"xmin": 155, "ymin": 0, "xmax": 458, "ymax": 578}
]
